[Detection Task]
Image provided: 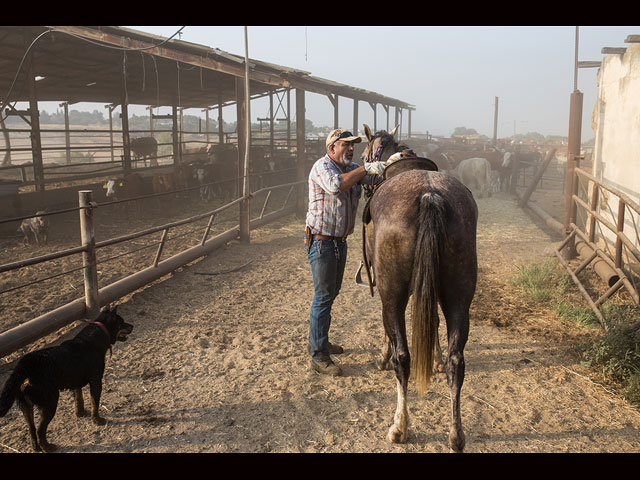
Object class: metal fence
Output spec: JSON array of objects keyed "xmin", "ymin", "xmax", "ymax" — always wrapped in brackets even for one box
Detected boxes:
[
  {"xmin": 0, "ymin": 179, "xmax": 302, "ymax": 359},
  {"xmin": 555, "ymin": 167, "xmax": 640, "ymax": 329}
]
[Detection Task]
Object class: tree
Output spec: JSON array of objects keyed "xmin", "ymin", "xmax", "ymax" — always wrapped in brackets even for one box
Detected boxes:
[{"xmin": 452, "ymin": 126, "xmax": 478, "ymax": 136}]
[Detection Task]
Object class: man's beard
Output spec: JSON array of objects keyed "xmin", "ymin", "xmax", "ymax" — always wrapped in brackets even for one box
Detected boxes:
[{"xmin": 339, "ymin": 155, "xmax": 352, "ymax": 166}]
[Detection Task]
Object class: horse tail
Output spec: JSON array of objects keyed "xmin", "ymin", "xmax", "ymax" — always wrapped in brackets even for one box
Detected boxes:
[
  {"xmin": 410, "ymin": 191, "xmax": 446, "ymax": 394},
  {"xmin": 0, "ymin": 363, "xmax": 28, "ymax": 417}
]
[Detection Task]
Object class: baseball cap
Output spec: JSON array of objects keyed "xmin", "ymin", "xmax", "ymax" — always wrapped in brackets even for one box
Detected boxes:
[{"xmin": 326, "ymin": 129, "xmax": 362, "ymax": 148}]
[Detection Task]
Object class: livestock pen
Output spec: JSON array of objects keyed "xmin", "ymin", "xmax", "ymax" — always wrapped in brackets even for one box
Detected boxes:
[{"xmin": 0, "ymin": 174, "xmax": 304, "ymax": 361}]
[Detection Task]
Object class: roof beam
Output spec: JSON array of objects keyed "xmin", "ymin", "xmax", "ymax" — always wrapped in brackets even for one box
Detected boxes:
[{"xmin": 47, "ymin": 26, "xmax": 290, "ymax": 89}]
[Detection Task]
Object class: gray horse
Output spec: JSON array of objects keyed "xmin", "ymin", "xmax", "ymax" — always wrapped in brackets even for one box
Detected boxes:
[{"xmin": 360, "ymin": 125, "xmax": 478, "ymax": 452}]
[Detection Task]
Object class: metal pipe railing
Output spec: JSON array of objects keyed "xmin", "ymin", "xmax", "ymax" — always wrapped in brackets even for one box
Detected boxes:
[{"xmin": 0, "ymin": 180, "xmax": 304, "ymax": 359}]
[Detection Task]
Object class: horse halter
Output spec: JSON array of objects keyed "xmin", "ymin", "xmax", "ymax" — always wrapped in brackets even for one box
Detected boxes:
[{"xmin": 364, "ymin": 140, "xmax": 385, "ymax": 164}]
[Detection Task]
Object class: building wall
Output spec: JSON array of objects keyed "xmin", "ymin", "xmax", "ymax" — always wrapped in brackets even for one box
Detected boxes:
[{"xmin": 591, "ymin": 43, "xmax": 640, "ymax": 251}]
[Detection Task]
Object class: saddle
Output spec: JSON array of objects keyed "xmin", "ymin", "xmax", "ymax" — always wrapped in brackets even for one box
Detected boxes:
[{"xmin": 356, "ymin": 156, "xmax": 439, "ymax": 296}]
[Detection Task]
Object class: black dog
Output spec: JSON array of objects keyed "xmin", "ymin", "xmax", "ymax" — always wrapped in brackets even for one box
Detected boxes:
[
  {"xmin": 19, "ymin": 211, "xmax": 49, "ymax": 246},
  {"xmin": 0, "ymin": 306, "xmax": 133, "ymax": 452}
]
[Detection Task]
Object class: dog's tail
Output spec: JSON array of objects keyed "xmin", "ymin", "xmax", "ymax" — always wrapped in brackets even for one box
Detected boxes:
[{"xmin": 0, "ymin": 365, "xmax": 28, "ymax": 417}]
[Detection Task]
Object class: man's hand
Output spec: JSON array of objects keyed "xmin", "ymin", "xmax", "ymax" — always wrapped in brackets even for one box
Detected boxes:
[{"xmin": 364, "ymin": 161, "xmax": 388, "ymax": 175}]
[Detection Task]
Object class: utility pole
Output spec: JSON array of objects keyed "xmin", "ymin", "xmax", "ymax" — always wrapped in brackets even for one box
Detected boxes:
[{"xmin": 492, "ymin": 96, "xmax": 498, "ymax": 145}]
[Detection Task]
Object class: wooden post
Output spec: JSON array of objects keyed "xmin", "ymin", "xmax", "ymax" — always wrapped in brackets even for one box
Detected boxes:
[
  {"xmin": 25, "ymin": 30, "xmax": 45, "ymax": 205},
  {"xmin": 218, "ymin": 94, "xmax": 224, "ymax": 144},
  {"xmin": 269, "ymin": 92, "xmax": 275, "ymax": 160},
  {"xmin": 353, "ymin": 98, "xmax": 358, "ymax": 135},
  {"xmin": 296, "ymin": 88, "xmax": 306, "ymax": 218},
  {"xmin": 369, "ymin": 102, "xmax": 377, "ymax": 132},
  {"xmin": 60, "ymin": 102, "xmax": 71, "ymax": 164},
  {"xmin": 147, "ymin": 106, "xmax": 154, "ymax": 136},
  {"xmin": 236, "ymin": 77, "xmax": 250, "ymax": 244},
  {"xmin": 1, "ymin": 116, "xmax": 11, "ymax": 165},
  {"xmin": 203, "ymin": 107, "xmax": 210, "ymax": 144},
  {"xmin": 384, "ymin": 105, "xmax": 389, "ymax": 131},
  {"xmin": 172, "ymin": 104, "xmax": 180, "ymax": 165},
  {"xmin": 179, "ymin": 107, "xmax": 184, "ymax": 150},
  {"xmin": 562, "ymin": 90, "xmax": 583, "ymax": 260},
  {"xmin": 395, "ymin": 107, "xmax": 399, "ymax": 137},
  {"xmin": 286, "ymin": 89, "xmax": 291, "ymax": 150},
  {"xmin": 79, "ymin": 190, "xmax": 99, "ymax": 320},
  {"xmin": 121, "ymin": 100, "xmax": 132, "ymax": 175},
  {"xmin": 106, "ymin": 104, "xmax": 116, "ymax": 163}
]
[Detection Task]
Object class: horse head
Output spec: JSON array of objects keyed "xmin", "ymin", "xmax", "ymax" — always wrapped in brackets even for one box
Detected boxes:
[{"xmin": 362, "ymin": 124, "xmax": 401, "ymax": 164}]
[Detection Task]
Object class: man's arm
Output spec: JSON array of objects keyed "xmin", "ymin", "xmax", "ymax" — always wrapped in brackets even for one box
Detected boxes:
[{"xmin": 339, "ymin": 165, "xmax": 367, "ymax": 192}]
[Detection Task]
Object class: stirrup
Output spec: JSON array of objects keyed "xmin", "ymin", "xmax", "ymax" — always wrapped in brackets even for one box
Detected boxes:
[
  {"xmin": 355, "ymin": 260, "xmax": 375, "ymax": 297},
  {"xmin": 355, "ymin": 260, "xmax": 369, "ymax": 287}
]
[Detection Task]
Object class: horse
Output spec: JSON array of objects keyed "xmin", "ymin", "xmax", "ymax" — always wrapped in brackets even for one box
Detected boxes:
[{"xmin": 360, "ymin": 124, "xmax": 478, "ymax": 452}]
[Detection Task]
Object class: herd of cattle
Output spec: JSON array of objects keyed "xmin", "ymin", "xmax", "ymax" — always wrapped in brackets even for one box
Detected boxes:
[
  {"xmin": 16, "ymin": 136, "xmax": 546, "ymax": 246},
  {"xmin": 101, "ymin": 141, "xmax": 298, "ymax": 217},
  {"xmin": 417, "ymin": 145, "xmax": 543, "ymax": 199}
]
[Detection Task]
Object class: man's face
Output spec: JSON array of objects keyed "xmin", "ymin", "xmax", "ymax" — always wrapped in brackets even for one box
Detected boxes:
[{"xmin": 330, "ymin": 140, "xmax": 355, "ymax": 166}]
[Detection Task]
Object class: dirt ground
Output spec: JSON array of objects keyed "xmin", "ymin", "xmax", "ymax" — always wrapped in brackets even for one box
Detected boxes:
[{"xmin": 2, "ymin": 190, "xmax": 640, "ymax": 453}]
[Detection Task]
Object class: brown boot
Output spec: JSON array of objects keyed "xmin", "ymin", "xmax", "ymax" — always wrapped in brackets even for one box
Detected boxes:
[
  {"xmin": 328, "ymin": 342, "xmax": 344, "ymax": 354},
  {"xmin": 310, "ymin": 356, "xmax": 342, "ymax": 376}
]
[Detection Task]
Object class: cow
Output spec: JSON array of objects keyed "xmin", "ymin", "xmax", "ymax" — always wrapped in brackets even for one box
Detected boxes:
[
  {"xmin": 193, "ymin": 165, "xmax": 214, "ymax": 202},
  {"xmin": 151, "ymin": 172, "xmax": 178, "ymax": 210},
  {"xmin": 448, "ymin": 157, "xmax": 492, "ymax": 198},
  {"xmin": 130, "ymin": 137, "xmax": 158, "ymax": 167},
  {"xmin": 208, "ymin": 144, "xmax": 238, "ymax": 202},
  {"xmin": 19, "ymin": 211, "xmax": 49, "ymax": 246},
  {"xmin": 182, "ymin": 145, "xmax": 209, "ymax": 165},
  {"xmin": 104, "ymin": 173, "xmax": 144, "ymax": 216}
]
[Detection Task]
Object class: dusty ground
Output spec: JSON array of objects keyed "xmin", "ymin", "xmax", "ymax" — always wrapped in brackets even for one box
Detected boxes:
[{"xmin": 2, "ymin": 190, "xmax": 640, "ymax": 453}]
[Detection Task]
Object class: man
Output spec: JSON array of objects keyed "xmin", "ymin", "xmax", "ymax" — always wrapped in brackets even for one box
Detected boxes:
[{"xmin": 305, "ymin": 129, "xmax": 390, "ymax": 376}]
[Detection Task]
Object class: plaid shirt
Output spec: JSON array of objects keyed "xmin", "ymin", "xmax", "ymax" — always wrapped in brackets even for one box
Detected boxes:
[{"xmin": 306, "ymin": 154, "xmax": 362, "ymax": 238}]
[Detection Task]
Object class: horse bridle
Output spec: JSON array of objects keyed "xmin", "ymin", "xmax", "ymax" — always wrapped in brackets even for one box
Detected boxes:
[{"xmin": 362, "ymin": 137, "xmax": 389, "ymax": 199}]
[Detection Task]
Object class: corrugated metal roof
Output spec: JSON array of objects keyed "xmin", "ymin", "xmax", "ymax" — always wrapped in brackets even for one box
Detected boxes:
[{"xmin": 0, "ymin": 26, "xmax": 414, "ymax": 111}]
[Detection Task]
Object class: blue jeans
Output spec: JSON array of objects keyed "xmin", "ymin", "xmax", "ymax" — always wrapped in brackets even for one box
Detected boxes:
[{"xmin": 307, "ymin": 238, "xmax": 347, "ymax": 359}]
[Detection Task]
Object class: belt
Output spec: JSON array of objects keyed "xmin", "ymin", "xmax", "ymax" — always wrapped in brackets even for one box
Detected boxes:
[{"xmin": 314, "ymin": 234, "xmax": 347, "ymax": 242}]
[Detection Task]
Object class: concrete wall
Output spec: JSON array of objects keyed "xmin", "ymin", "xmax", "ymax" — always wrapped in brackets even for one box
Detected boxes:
[{"xmin": 591, "ymin": 43, "xmax": 640, "ymax": 251}]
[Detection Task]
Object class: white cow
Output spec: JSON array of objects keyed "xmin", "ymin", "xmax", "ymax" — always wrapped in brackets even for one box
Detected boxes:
[{"xmin": 449, "ymin": 157, "xmax": 492, "ymax": 198}]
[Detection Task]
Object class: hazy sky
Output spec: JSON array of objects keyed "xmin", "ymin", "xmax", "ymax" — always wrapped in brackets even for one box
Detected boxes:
[{"xmin": 42, "ymin": 26, "xmax": 640, "ymax": 140}]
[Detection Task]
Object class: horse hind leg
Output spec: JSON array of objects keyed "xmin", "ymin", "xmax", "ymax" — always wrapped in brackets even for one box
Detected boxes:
[
  {"xmin": 434, "ymin": 322, "xmax": 445, "ymax": 373},
  {"xmin": 388, "ymin": 373, "xmax": 409, "ymax": 443},
  {"xmin": 385, "ymin": 315, "xmax": 411, "ymax": 443},
  {"xmin": 378, "ymin": 291, "xmax": 411, "ymax": 443},
  {"xmin": 442, "ymin": 307, "xmax": 470, "ymax": 453},
  {"xmin": 377, "ymin": 336, "xmax": 392, "ymax": 371}
]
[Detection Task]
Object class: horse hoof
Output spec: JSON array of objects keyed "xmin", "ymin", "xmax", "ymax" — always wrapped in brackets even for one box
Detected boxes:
[
  {"xmin": 449, "ymin": 431, "xmax": 465, "ymax": 452},
  {"xmin": 387, "ymin": 426, "xmax": 407, "ymax": 443},
  {"xmin": 40, "ymin": 441, "xmax": 57, "ymax": 453},
  {"xmin": 92, "ymin": 416, "xmax": 107, "ymax": 426}
]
